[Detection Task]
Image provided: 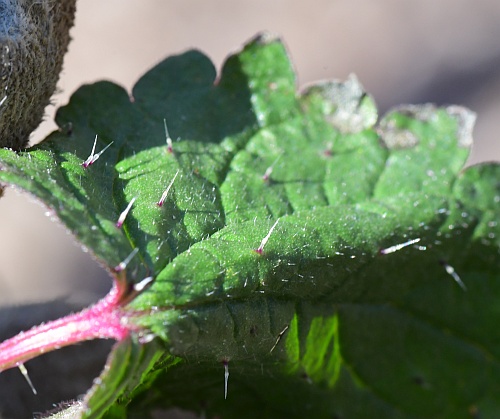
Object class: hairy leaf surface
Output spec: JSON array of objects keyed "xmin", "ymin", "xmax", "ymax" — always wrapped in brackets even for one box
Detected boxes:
[{"xmin": 0, "ymin": 34, "xmax": 498, "ymax": 418}]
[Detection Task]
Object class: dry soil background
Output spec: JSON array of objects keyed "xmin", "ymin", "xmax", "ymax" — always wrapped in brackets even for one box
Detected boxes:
[{"xmin": 1, "ymin": 1, "xmax": 500, "ymax": 417}]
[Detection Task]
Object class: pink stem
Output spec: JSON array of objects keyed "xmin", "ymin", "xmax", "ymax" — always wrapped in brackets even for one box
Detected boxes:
[{"xmin": 0, "ymin": 281, "xmax": 133, "ymax": 373}]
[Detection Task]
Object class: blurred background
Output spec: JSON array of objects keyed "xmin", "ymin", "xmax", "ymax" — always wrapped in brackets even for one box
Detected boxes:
[{"xmin": 1, "ymin": 0, "xmax": 500, "ymax": 416}]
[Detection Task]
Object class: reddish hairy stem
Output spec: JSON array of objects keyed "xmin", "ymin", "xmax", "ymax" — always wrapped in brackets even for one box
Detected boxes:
[{"xmin": 0, "ymin": 281, "xmax": 135, "ymax": 373}]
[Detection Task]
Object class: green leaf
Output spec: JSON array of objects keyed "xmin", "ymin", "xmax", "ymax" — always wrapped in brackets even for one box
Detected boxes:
[{"xmin": 0, "ymin": 33, "xmax": 499, "ymax": 418}]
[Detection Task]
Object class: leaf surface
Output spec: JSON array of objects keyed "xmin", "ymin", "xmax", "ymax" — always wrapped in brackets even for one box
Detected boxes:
[{"xmin": 0, "ymin": 34, "xmax": 498, "ymax": 418}]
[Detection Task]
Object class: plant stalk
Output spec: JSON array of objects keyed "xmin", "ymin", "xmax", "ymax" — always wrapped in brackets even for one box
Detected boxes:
[{"xmin": 0, "ymin": 281, "xmax": 132, "ymax": 372}]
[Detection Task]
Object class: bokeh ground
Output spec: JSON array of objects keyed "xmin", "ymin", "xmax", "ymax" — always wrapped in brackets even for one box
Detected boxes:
[{"xmin": 1, "ymin": 1, "xmax": 500, "ymax": 417}]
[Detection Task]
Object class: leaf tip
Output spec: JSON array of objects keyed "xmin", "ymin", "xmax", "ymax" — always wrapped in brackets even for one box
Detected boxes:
[{"xmin": 445, "ymin": 105, "xmax": 476, "ymax": 149}]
